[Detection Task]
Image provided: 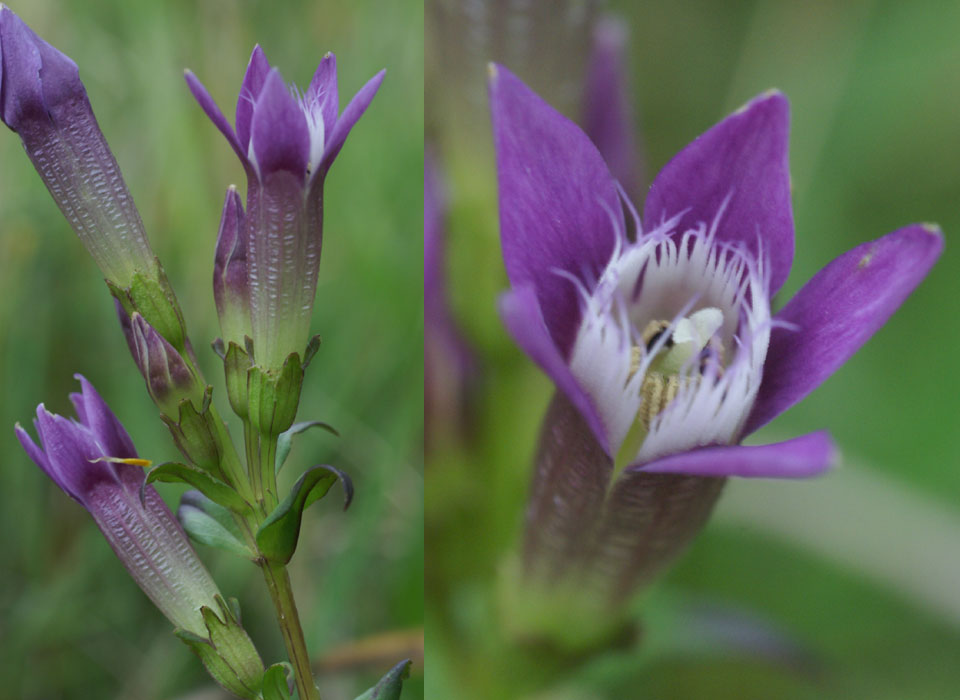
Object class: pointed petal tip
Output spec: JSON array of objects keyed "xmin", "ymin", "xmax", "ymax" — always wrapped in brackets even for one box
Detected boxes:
[
  {"xmin": 920, "ymin": 221, "xmax": 944, "ymax": 238},
  {"xmin": 733, "ymin": 88, "xmax": 788, "ymax": 117}
]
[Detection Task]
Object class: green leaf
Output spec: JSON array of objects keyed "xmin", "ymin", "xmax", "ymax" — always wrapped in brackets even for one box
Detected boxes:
[
  {"xmin": 177, "ymin": 491, "xmax": 255, "ymax": 559},
  {"xmin": 302, "ymin": 334, "xmax": 322, "ymax": 368},
  {"xmin": 260, "ymin": 663, "xmax": 293, "ymax": 700},
  {"xmin": 175, "ymin": 596, "xmax": 264, "ymax": 699},
  {"xmin": 142, "ymin": 461, "xmax": 250, "ymax": 514},
  {"xmin": 255, "ymin": 465, "xmax": 353, "ymax": 564},
  {"xmin": 354, "ymin": 659, "xmax": 412, "ymax": 700},
  {"xmin": 275, "ymin": 420, "xmax": 340, "ymax": 474}
]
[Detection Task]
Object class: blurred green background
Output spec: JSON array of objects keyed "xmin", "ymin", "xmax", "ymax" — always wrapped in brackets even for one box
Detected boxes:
[
  {"xmin": 0, "ymin": 1, "xmax": 423, "ymax": 698},
  {"xmin": 426, "ymin": 0, "xmax": 960, "ymax": 698}
]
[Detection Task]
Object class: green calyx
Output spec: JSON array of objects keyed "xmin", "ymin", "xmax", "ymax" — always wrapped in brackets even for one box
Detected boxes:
[
  {"xmin": 175, "ymin": 595, "xmax": 265, "ymax": 700},
  {"xmin": 109, "ymin": 261, "xmax": 188, "ymax": 352},
  {"xmin": 247, "ymin": 352, "xmax": 304, "ymax": 437},
  {"xmin": 223, "ymin": 340, "xmax": 253, "ymax": 419},
  {"xmin": 161, "ymin": 387, "xmax": 223, "ymax": 477}
]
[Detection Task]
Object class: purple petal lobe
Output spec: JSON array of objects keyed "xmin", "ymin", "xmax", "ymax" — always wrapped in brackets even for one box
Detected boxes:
[
  {"xmin": 640, "ymin": 431, "xmax": 837, "ymax": 478},
  {"xmin": 73, "ymin": 374, "xmax": 138, "ymax": 460},
  {"xmin": 184, "ymin": 70, "xmax": 245, "ymax": 163},
  {"xmin": 500, "ymin": 286, "xmax": 610, "ymax": 455},
  {"xmin": 251, "ymin": 69, "xmax": 309, "ymax": 179},
  {"xmin": 0, "ymin": 6, "xmax": 65, "ymax": 128},
  {"xmin": 34, "ymin": 406, "xmax": 116, "ymax": 503},
  {"xmin": 15, "ymin": 422, "xmax": 57, "ymax": 488},
  {"xmin": 582, "ymin": 16, "xmax": 645, "ymax": 204},
  {"xmin": 744, "ymin": 224, "xmax": 944, "ymax": 435},
  {"xmin": 235, "ymin": 44, "xmax": 271, "ymax": 152},
  {"xmin": 318, "ymin": 68, "xmax": 384, "ymax": 178},
  {"xmin": 489, "ymin": 64, "xmax": 623, "ymax": 355},
  {"xmin": 643, "ymin": 91, "xmax": 794, "ymax": 296},
  {"xmin": 308, "ymin": 52, "xmax": 338, "ymax": 140}
]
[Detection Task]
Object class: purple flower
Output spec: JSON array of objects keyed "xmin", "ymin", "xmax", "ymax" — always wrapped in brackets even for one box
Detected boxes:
[
  {"xmin": 425, "ymin": 151, "xmax": 478, "ymax": 447},
  {"xmin": 0, "ymin": 7, "xmax": 155, "ymax": 287},
  {"xmin": 14, "ymin": 376, "xmax": 221, "ymax": 636},
  {"xmin": 186, "ymin": 47, "xmax": 385, "ymax": 368},
  {"xmin": 489, "ymin": 66, "xmax": 943, "ymax": 600}
]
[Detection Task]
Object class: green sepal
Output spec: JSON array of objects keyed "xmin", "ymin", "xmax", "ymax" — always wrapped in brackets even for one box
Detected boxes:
[
  {"xmin": 177, "ymin": 491, "xmax": 254, "ymax": 559},
  {"xmin": 275, "ymin": 420, "xmax": 340, "ymax": 475},
  {"xmin": 224, "ymin": 341, "xmax": 252, "ymax": 419},
  {"xmin": 260, "ymin": 662, "xmax": 293, "ymax": 700},
  {"xmin": 174, "ymin": 595, "xmax": 264, "ymax": 699},
  {"xmin": 128, "ymin": 265, "xmax": 187, "ymax": 351},
  {"xmin": 302, "ymin": 334, "xmax": 322, "ymax": 368},
  {"xmin": 354, "ymin": 659, "xmax": 412, "ymax": 700},
  {"xmin": 161, "ymin": 388, "xmax": 223, "ymax": 476},
  {"xmin": 142, "ymin": 461, "xmax": 250, "ymax": 514},
  {"xmin": 255, "ymin": 465, "xmax": 353, "ymax": 564},
  {"xmin": 227, "ymin": 596, "xmax": 243, "ymax": 623},
  {"xmin": 106, "ymin": 278, "xmax": 135, "ymax": 316},
  {"xmin": 247, "ymin": 352, "xmax": 303, "ymax": 436}
]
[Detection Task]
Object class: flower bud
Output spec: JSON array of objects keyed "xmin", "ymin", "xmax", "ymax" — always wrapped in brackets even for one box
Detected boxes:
[
  {"xmin": 118, "ymin": 305, "xmax": 204, "ymax": 416},
  {"xmin": 0, "ymin": 7, "xmax": 155, "ymax": 287},
  {"xmin": 213, "ymin": 186, "xmax": 252, "ymax": 347}
]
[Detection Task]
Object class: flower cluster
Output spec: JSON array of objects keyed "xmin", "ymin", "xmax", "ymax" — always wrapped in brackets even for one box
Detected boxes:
[{"xmin": 3, "ymin": 5, "xmax": 391, "ymax": 698}]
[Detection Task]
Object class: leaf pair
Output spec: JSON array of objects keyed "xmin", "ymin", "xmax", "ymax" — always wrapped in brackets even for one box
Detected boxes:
[{"xmin": 256, "ymin": 464, "xmax": 353, "ymax": 564}]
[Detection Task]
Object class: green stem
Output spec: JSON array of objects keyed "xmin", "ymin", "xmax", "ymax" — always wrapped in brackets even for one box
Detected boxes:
[
  {"xmin": 207, "ymin": 402, "xmax": 256, "ymax": 503},
  {"xmin": 262, "ymin": 561, "xmax": 320, "ymax": 700},
  {"xmin": 259, "ymin": 433, "xmax": 279, "ymax": 512},
  {"xmin": 243, "ymin": 419, "xmax": 266, "ymax": 513}
]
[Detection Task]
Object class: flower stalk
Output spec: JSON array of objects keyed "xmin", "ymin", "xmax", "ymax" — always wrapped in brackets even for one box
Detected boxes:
[{"xmin": 262, "ymin": 561, "xmax": 322, "ymax": 700}]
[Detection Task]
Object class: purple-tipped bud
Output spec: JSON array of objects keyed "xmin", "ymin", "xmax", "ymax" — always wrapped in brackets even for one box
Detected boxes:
[
  {"xmin": 120, "ymin": 307, "xmax": 203, "ymax": 416},
  {"xmin": 582, "ymin": 16, "xmax": 646, "ymax": 205},
  {"xmin": 424, "ymin": 152, "xmax": 478, "ymax": 449},
  {"xmin": 14, "ymin": 376, "xmax": 220, "ymax": 636},
  {"xmin": 213, "ymin": 186, "xmax": 251, "ymax": 345},
  {"xmin": 186, "ymin": 46, "xmax": 384, "ymax": 368},
  {"xmin": 0, "ymin": 7, "xmax": 154, "ymax": 286}
]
